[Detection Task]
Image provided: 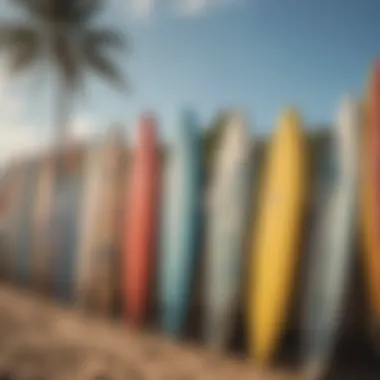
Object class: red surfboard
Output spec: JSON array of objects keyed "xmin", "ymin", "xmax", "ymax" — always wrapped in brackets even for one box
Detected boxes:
[{"xmin": 123, "ymin": 113, "xmax": 159, "ymax": 325}]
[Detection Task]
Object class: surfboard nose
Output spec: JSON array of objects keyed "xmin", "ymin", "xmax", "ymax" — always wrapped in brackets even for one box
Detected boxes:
[
  {"xmin": 224, "ymin": 111, "xmax": 246, "ymax": 142},
  {"xmin": 138, "ymin": 112, "xmax": 158, "ymax": 146},
  {"xmin": 177, "ymin": 108, "xmax": 200, "ymax": 141},
  {"xmin": 374, "ymin": 59, "xmax": 380, "ymax": 80},
  {"xmin": 336, "ymin": 97, "xmax": 361, "ymax": 145},
  {"xmin": 279, "ymin": 108, "xmax": 302, "ymax": 129}
]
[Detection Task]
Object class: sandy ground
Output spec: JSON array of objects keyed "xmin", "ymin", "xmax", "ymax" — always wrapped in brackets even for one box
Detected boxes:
[
  {"xmin": 0, "ymin": 285, "xmax": 294, "ymax": 380},
  {"xmin": 0, "ymin": 284, "xmax": 378, "ymax": 380}
]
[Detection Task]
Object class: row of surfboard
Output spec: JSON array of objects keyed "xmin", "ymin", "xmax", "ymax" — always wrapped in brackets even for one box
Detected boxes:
[{"xmin": 0, "ymin": 61, "xmax": 380, "ymax": 377}]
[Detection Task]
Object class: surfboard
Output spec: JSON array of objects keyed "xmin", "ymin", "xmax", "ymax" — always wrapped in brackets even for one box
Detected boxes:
[
  {"xmin": 247, "ymin": 108, "xmax": 307, "ymax": 364},
  {"xmin": 302, "ymin": 98, "xmax": 361, "ymax": 377},
  {"xmin": 362, "ymin": 60, "xmax": 380, "ymax": 340},
  {"xmin": 0, "ymin": 172, "xmax": 7, "ymax": 278},
  {"xmin": 203, "ymin": 110, "xmax": 252, "ymax": 349},
  {"xmin": 0, "ymin": 162, "xmax": 25, "ymax": 280},
  {"xmin": 31, "ymin": 153, "xmax": 56, "ymax": 293},
  {"xmin": 15, "ymin": 158, "xmax": 39, "ymax": 285},
  {"xmin": 123, "ymin": 114, "xmax": 159, "ymax": 325},
  {"xmin": 76, "ymin": 131, "xmax": 126, "ymax": 313},
  {"xmin": 75, "ymin": 140, "xmax": 105, "ymax": 309},
  {"xmin": 90, "ymin": 130, "xmax": 126, "ymax": 315},
  {"xmin": 158, "ymin": 109, "xmax": 202, "ymax": 336},
  {"xmin": 52, "ymin": 145, "xmax": 84, "ymax": 303}
]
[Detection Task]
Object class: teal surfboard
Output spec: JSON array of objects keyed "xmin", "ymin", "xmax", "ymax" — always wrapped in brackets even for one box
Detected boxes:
[{"xmin": 158, "ymin": 109, "xmax": 203, "ymax": 336}]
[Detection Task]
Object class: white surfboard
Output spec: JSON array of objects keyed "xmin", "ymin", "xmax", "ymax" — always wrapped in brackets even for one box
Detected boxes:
[
  {"xmin": 75, "ymin": 139, "xmax": 105, "ymax": 308},
  {"xmin": 203, "ymin": 110, "xmax": 253, "ymax": 349},
  {"xmin": 302, "ymin": 97, "xmax": 361, "ymax": 377}
]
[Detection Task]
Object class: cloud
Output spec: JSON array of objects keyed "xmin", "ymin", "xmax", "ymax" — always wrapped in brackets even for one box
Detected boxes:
[
  {"xmin": 171, "ymin": 0, "xmax": 241, "ymax": 17},
  {"xmin": 0, "ymin": 60, "xmax": 101, "ymax": 168},
  {"xmin": 118, "ymin": 0, "xmax": 241, "ymax": 21},
  {"xmin": 130, "ymin": 0, "xmax": 155, "ymax": 19},
  {"xmin": 116, "ymin": 0, "xmax": 155, "ymax": 20},
  {"xmin": 0, "ymin": 113, "xmax": 99, "ymax": 167},
  {"xmin": 0, "ymin": 66, "xmax": 25, "ymax": 122},
  {"xmin": 68, "ymin": 114, "xmax": 96, "ymax": 141},
  {"xmin": 0, "ymin": 126, "xmax": 48, "ymax": 167},
  {"xmin": 0, "ymin": 65, "xmax": 37, "ymax": 166},
  {"xmin": 0, "ymin": 62, "xmax": 48, "ymax": 166},
  {"xmin": 172, "ymin": 0, "xmax": 211, "ymax": 16},
  {"xmin": 0, "ymin": 62, "xmax": 97, "ymax": 165}
]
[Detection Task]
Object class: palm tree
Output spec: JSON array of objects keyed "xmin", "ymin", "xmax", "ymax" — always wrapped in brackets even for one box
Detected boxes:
[{"xmin": 0, "ymin": 0, "xmax": 127, "ymax": 145}]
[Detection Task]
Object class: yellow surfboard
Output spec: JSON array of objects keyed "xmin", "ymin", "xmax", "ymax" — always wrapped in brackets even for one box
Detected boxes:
[
  {"xmin": 361, "ymin": 62, "xmax": 380, "ymax": 336},
  {"xmin": 247, "ymin": 108, "xmax": 307, "ymax": 364}
]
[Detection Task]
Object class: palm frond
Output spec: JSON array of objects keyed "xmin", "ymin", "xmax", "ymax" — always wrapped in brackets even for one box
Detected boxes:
[
  {"xmin": 73, "ymin": 0, "xmax": 105, "ymax": 23},
  {"xmin": 51, "ymin": 31, "xmax": 80, "ymax": 86},
  {"xmin": 83, "ymin": 41, "xmax": 125, "ymax": 89},
  {"xmin": 13, "ymin": 0, "xmax": 105, "ymax": 24},
  {"xmin": 8, "ymin": 39, "xmax": 40, "ymax": 74},
  {"xmin": 0, "ymin": 25, "xmax": 40, "ymax": 73},
  {"xmin": 0, "ymin": 25, "xmax": 38, "ymax": 48},
  {"xmin": 12, "ymin": 0, "xmax": 52, "ymax": 20},
  {"xmin": 83, "ymin": 28, "xmax": 126, "ymax": 51}
]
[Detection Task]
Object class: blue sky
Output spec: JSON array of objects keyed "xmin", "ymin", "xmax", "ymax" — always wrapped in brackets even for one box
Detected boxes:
[
  {"xmin": 0, "ymin": 0, "xmax": 380, "ymax": 155},
  {"xmin": 105, "ymin": 0, "xmax": 380, "ymax": 136}
]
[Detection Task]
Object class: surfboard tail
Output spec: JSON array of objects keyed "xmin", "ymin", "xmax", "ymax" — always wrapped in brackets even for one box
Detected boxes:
[
  {"xmin": 370, "ymin": 317, "xmax": 380, "ymax": 353},
  {"xmin": 203, "ymin": 311, "xmax": 233, "ymax": 351},
  {"xmin": 251, "ymin": 329, "xmax": 277, "ymax": 367},
  {"xmin": 161, "ymin": 301, "xmax": 186, "ymax": 336},
  {"xmin": 302, "ymin": 360, "xmax": 327, "ymax": 380},
  {"xmin": 203, "ymin": 281, "xmax": 239, "ymax": 349},
  {"xmin": 125, "ymin": 284, "xmax": 149, "ymax": 326}
]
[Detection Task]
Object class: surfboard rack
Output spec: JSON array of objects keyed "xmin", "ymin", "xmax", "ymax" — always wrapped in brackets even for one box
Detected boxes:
[{"xmin": 0, "ymin": 285, "xmax": 295, "ymax": 380}]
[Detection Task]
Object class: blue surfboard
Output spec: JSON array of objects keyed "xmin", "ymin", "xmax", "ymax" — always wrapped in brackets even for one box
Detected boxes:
[{"xmin": 158, "ymin": 109, "xmax": 203, "ymax": 336}]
